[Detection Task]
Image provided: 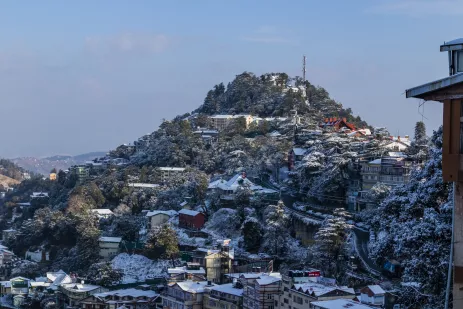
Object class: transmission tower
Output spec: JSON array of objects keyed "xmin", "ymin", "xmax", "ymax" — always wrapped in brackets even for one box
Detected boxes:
[{"xmin": 302, "ymin": 55, "xmax": 306, "ymax": 82}]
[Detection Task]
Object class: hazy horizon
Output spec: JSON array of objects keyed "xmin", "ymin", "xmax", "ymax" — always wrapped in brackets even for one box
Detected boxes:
[{"xmin": 1, "ymin": 0, "xmax": 460, "ymax": 157}]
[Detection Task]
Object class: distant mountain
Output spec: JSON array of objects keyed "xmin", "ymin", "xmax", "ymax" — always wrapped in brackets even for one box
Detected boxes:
[{"xmin": 12, "ymin": 151, "xmax": 107, "ymax": 175}]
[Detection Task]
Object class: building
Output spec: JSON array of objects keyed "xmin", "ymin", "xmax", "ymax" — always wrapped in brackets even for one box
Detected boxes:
[
  {"xmin": 209, "ymin": 115, "xmax": 254, "ymax": 131},
  {"xmin": 25, "ymin": 247, "xmax": 50, "ymax": 263},
  {"xmin": 9, "ymin": 277, "xmax": 31, "ymax": 295},
  {"xmin": 193, "ymin": 129, "xmax": 219, "ymax": 144},
  {"xmin": 279, "ymin": 270, "xmax": 355, "ymax": 309},
  {"xmin": 383, "ymin": 136, "xmax": 411, "ymax": 152},
  {"xmin": 310, "ymin": 299, "xmax": 376, "ymax": 309},
  {"xmin": 0, "ymin": 248, "xmax": 14, "ymax": 266},
  {"xmin": 203, "ymin": 283, "xmax": 243, "ymax": 309},
  {"xmin": 128, "ymin": 183, "xmax": 160, "ymax": 190},
  {"xmin": 2, "ymin": 229, "xmax": 16, "ymax": 241},
  {"xmin": 320, "ymin": 118, "xmax": 355, "ymax": 132},
  {"xmin": 359, "ymin": 285, "xmax": 385, "ymax": 307},
  {"xmin": 161, "ymin": 281, "xmax": 215, "ymax": 309},
  {"xmin": 168, "ymin": 263, "xmax": 207, "ymax": 283},
  {"xmin": 288, "ymin": 148, "xmax": 306, "ymax": 171},
  {"xmin": 98, "ymin": 237, "xmax": 122, "ymax": 260},
  {"xmin": 179, "ymin": 210, "xmax": 206, "ymax": 230},
  {"xmin": 30, "ymin": 192, "xmax": 49, "ymax": 199},
  {"xmin": 59, "ymin": 283, "xmax": 108, "ymax": 308},
  {"xmin": 80, "ymin": 288, "xmax": 160, "ymax": 309},
  {"xmin": 46, "ymin": 270, "xmax": 73, "ymax": 291},
  {"xmin": 70, "ymin": 165, "xmax": 90, "ymax": 183},
  {"xmin": 146, "ymin": 210, "xmax": 178, "ymax": 230},
  {"xmin": 50, "ymin": 173, "xmax": 57, "ymax": 181},
  {"xmin": 192, "ymin": 242, "xmax": 234, "ymax": 284},
  {"xmin": 92, "ymin": 209, "xmax": 115, "ymax": 219},
  {"xmin": 242, "ymin": 273, "xmax": 281, "ymax": 309},
  {"xmin": 159, "ymin": 167, "xmax": 186, "ymax": 183},
  {"xmin": 360, "ymin": 156, "xmax": 412, "ymax": 190},
  {"xmin": 208, "ymin": 174, "xmax": 279, "ymax": 202}
]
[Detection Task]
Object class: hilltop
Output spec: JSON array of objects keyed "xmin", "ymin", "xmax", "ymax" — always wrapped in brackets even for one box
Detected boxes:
[
  {"xmin": 0, "ymin": 174, "xmax": 20, "ymax": 188},
  {"xmin": 12, "ymin": 151, "xmax": 107, "ymax": 175}
]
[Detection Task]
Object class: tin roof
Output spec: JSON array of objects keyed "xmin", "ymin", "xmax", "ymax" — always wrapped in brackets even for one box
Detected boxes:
[
  {"xmin": 405, "ymin": 72, "xmax": 463, "ymax": 100},
  {"xmin": 441, "ymin": 38, "xmax": 463, "ymax": 51}
]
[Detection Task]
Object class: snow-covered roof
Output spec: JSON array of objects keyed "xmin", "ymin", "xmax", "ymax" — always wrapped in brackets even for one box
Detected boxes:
[
  {"xmin": 387, "ymin": 152, "xmax": 406, "ymax": 157},
  {"xmin": 368, "ymin": 159, "xmax": 381, "ymax": 165},
  {"xmin": 363, "ymin": 285, "xmax": 385, "ymax": 295},
  {"xmin": 159, "ymin": 167, "xmax": 186, "ymax": 172},
  {"xmin": 179, "ymin": 209, "xmax": 201, "ymax": 217},
  {"xmin": 31, "ymin": 192, "xmax": 49, "ymax": 198},
  {"xmin": 293, "ymin": 148, "xmax": 306, "ymax": 156},
  {"xmin": 145, "ymin": 210, "xmax": 177, "ymax": 217},
  {"xmin": 293, "ymin": 282, "xmax": 354, "ymax": 297},
  {"xmin": 30, "ymin": 282, "xmax": 50, "ymax": 288},
  {"xmin": 0, "ymin": 245, "xmax": 7, "ymax": 250},
  {"xmin": 94, "ymin": 288, "xmax": 158, "ymax": 299},
  {"xmin": 92, "ymin": 209, "xmax": 114, "ymax": 215},
  {"xmin": 128, "ymin": 183, "xmax": 160, "ymax": 188},
  {"xmin": 168, "ymin": 266, "xmax": 206, "ymax": 275},
  {"xmin": 207, "ymin": 283, "xmax": 243, "ymax": 296},
  {"xmin": 269, "ymin": 131, "xmax": 282, "ymax": 137},
  {"xmin": 3, "ymin": 229, "xmax": 15, "ymax": 232},
  {"xmin": 99, "ymin": 237, "xmax": 122, "ymax": 243},
  {"xmin": 61, "ymin": 283, "xmax": 102, "ymax": 292},
  {"xmin": 47, "ymin": 270, "xmax": 72, "ymax": 287},
  {"xmin": 210, "ymin": 115, "xmax": 233, "ymax": 119},
  {"xmin": 311, "ymin": 299, "xmax": 375, "ymax": 309},
  {"xmin": 172, "ymin": 281, "xmax": 214, "ymax": 293}
]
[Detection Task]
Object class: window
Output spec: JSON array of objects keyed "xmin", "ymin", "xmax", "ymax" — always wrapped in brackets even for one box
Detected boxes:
[
  {"xmin": 284, "ymin": 299, "xmax": 289, "ymax": 304},
  {"xmin": 268, "ymin": 306, "xmax": 274, "ymax": 309},
  {"xmin": 267, "ymin": 294, "xmax": 273, "ymax": 300},
  {"xmin": 457, "ymin": 50, "xmax": 463, "ymax": 73}
]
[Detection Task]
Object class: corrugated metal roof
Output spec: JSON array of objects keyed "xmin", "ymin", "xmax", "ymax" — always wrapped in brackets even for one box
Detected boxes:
[{"xmin": 405, "ymin": 72, "xmax": 463, "ymax": 99}]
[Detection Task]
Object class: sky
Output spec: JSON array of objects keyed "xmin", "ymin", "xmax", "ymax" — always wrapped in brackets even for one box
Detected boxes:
[{"xmin": 0, "ymin": 0, "xmax": 461, "ymax": 158}]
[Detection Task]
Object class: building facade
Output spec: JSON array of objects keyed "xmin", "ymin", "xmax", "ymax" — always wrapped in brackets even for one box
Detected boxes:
[
  {"xmin": 179, "ymin": 210, "xmax": 205, "ymax": 230},
  {"xmin": 203, "ymin": 283, "xmax": 242, "ymax": 309},
  {"xmin": 98, "ymin": 237, "xmax": 122, "ymax": 260},
  {"xmin": 161, "ymin": 281, "xmax": 214, "ymax": 309},
  {"xmin": 242, "ymin": 274, "xmax": 281, "ymax": 309}
]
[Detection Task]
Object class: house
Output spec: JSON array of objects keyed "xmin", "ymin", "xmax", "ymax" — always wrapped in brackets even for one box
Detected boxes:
[
  {"xmin": 193, "ymin": 129, "xmax": 219, "ymax": 144},
  {"xmin": 192, "ymin": 241, "xmax": 234, "ymax": 284},
  {"xmin": 59, "ymin": 283, "xmax": 108, "ymax": 308},
  {"xmin": 159, "ymin": 167, "xmax": 186, "ymax": 183},
  {"xmin": 70, "ymin": 165, "xmax": 90, "ymax": 183},
  {"xmin": 179, "ymin": 209, "xmax": 206, "ymax": 230},
  {"xmin": 25, "ymin": 247, "xmax": 50, "ymax": 263},
  {"xmin": 208, "ymin": 174, "xmax": 279, "ymax": 201},
  {"xmin": 99, "ymin": 237, "xmax": 122, "ymax": 260},
  {"xmin": 92, "ymin": 209, "xmax": 115, "ymax": 219},
  {"xmin": 360, "ymin": 285, "xmax": 385, "ymax": 306},
  {"xmin": 146, "ymin": 210, "xmax": 178, "ymax": 230},
  {"xmin": 2, "ymin": 229, "xmax": 16, "ymax": 241},
  {"xmin": 288, "ymin": 148, "xmax": 306, "ymax": 170},
  {"xmin": 50, "ymin": 173, "xmax": 57, "ymax": 181},
  {"xmin": 310, "ymin": 299, "xmax": 376, "ymax": 309},
  {"xmin": 279, "ymin": 270, "xmax": 355, "ymax": 309},
  {"xmin": 80, "ymin": 288, "xmax": 160, "ymax": 309},
  {"xmin": 167, "ymin": 263, "xmax": 207, "ymax": 283},
  {"xmin": 203, "ymin": 283, "xmax": 243, "ymax": 309},
  {"xmin": 320, "ymin": 118, "xmax": 355, "ymax": 132},
  {"xmin": 383, "ymin": 136, "xmax": 411, "ymax": 152},
  {"xmin": 242, "ymin": 273, "xmax": 281, "ymax": 309},
  {"xmin": 46, "ymin": 270, "xmax": 73, "ymax": 290},
  {"xmin": 161, "ymin": 281, "xmax": 215, "ymax": 309},
  {"xmin": 0, "ymin": 248, "xmax": 14, "ymax": 266}
]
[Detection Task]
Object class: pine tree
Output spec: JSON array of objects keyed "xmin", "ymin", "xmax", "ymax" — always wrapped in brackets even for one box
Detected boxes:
[{"xmin": 414, "ymin": 121, "xmax": 427, "ymax": 145}]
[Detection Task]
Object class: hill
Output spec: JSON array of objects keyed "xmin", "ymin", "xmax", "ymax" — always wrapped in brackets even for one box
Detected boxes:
[
  {"xmin": 0, "ymin": 174, "xmax": 20, "ymax": 188},
  {"xmin": 0, "ymin": 158, "xmax": 26, "ymax": 181},
  {"xmin": 12, "ymin": 151, "xmax": 107, "ymax": 175}
]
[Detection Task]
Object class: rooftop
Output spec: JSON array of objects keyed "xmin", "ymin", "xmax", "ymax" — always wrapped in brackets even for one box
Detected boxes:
[
  {"xmin": 293, "ymin": 282, "xmax": 354, "ymax": 297},
  {"xmin": 99, "ymin": 237, "xmax": 122, "ymax": 243},
  {"xmin": 171, "ymin": 281, "xmax": 215, "ymax": 293},
  {"xmin": 92, "ymin": 209, "xmax": 114, "ymax": 215},
  {"xmin": 94, "ymin": 288, "xmax": 158, "ymax": 299},
  {"xmin": 207, "ymin": 283, "xmax": 243, "ymax": 296},
  {"xmin": 159, "ymin": 167, "xmax": 186, "ymax": 172},
  {"xmin": 310, "ymin": 299, "xmax": 375, "ymax": 309},
  {"xmin": 168, "ymin": 266, "xmax": 206, "ymax": 275},
  {"xmin": 146, "ymin": 210, "xmax": 177, "ymax": 217},
  {"xmin": 179, "ymin": 209, "xmax": 201, "ymax": 216},
  {"xmin": 61, "ymin": 283, "xmax": 102, "ymax": 293},
  {"xmin": 405, "ymin": 72, "xmax": 463, "ymax": 100}
]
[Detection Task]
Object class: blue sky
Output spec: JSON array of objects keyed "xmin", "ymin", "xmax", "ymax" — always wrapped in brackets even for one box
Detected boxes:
[{"xmin": 0, "ymin": 0, "xmax": 461, "ymax": 157}]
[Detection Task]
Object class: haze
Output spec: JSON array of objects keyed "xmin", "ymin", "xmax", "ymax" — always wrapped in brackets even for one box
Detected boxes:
[{"xmin": 0, "ymin": 0, "xmax": 459, "ymax": 158}]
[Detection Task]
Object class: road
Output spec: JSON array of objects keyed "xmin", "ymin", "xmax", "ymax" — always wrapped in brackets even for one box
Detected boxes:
[{"xmin": 279, "ymin": 190, "xmax": 382, "ymax": 276}]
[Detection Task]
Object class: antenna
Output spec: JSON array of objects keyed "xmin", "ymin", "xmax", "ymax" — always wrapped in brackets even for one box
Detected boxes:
[{"xmin": 302, "ymin": 55, "xmax": 306, "ymax": 82}]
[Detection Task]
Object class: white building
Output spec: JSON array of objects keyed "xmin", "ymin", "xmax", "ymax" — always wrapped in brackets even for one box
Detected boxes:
[
  {"xmin": 98, "ymin": 237, "xmax": 122, "ymax": 260},
  {"xmin": 209, "ymin": 115, "xmax": 254, "ymax": 131},
  {"xmin": 159, "ymin": 167, "xmax": 186, "ymax": 183},
  {"xmin": 80, "ymin": 288, "xmax": 160, "ymax": 309},
  {"xmin": 208, "ymin": 174, "xmax": 278, "ymax": 200},
  {"xmin": 31, "ymin": 192, "xmax": 49, "ymax": 199},
  {"xmin": 91, "ymin": 209, "xmax": 114, "ymax": 219},
  {"xmin": 146, "ymin": 210, "xmax": 178, "ymax": 230},
  {"xmin": 360, "ymin": 285, "xmax": 385, "ymax": 307},
  {"xmin": 25, "ymin": 248, "xmax": 50, "ymax": 263}
]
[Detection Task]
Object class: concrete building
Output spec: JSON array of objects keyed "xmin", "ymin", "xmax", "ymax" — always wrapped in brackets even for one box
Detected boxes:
[
  {"xmin": 70, "ymin": 165, "xmax": 90, "ymax": 183},
  {"xmin": 80, "ymin": 288, "xmax": 160, "ymax": 309},
  {"xmin": 0, "ymin": 248, "xmax": 14, "ymax": 266},
  {"xmin": 98, "ymin": 237, "xmax": 122, "ymax": 260},
  {"xmin": 360, "ymin": 156, "xmax": 412, "ymax": 190},
  {"xmin": 91, "ymin": 209, "xmax": 114, "ymax": 219},
  {"xmin": 310, "ymin": 299, "xmax": 376, "ymax": 309},
  {"xmin": 203, "ymin": 283, "xmax": 243, "ymax": 309},
  {"xmin": 192, "ymin": 242, "xmax": 234, "ymax": 284},
  {"xmin": 161, "ymin": 281, "xmax": 215, "ymax": 309},
  {"xmin": 209, "ymin": 115, "xmax": 254, "ymax": 131},
  {"xmin": 168, "ymin": 263, "xmax": 207, "ymax": 283},
  {"xmin": 242, "ymin": 273, "xmax": 281, "ymax": 309},
  {"xmin": 59, "ymin": 283, "xmax": 107, "ymax": 308},
  {"xmin": 159, "ymin": 167, "xmax": 186, "ymax": 183}
]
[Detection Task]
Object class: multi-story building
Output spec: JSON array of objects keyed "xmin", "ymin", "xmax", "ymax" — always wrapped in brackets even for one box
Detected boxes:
[
  {"xmin": 242, "ymin": 273, "xmax": 281, "ymax": 309},
  {"xmin": 98, "ymin": 237, "xmax": 122, "ymax": 260},
  {"xmin": 70, "ymin": 165, "xmax": 90, "ymax": 183},
  {"xmin": 80, "ymin": 288, "xmax": 160, "ymax": 309},
  {"xmin": 203, "ymin": 283, "xmax": 243, "ymax": 309},
  {"xmin": 191, "ymin": 243, "xmax": 234, "ymax": 284},
  {"xmin": 209, "ymin": 115, "xmax": 254, "ymax": 131},
  {"xmin": 360, "ymin": 156, "xmax": 412, "ymax": 191},
  {"xmin": 168, "ymin": 263, "xmax": 207, "ymax": 283},
  {"xmin": 146, "ymin": 210, "xmax": 178, "ymax": 230},
  {"xmin": 59, "ymin": 283, "xmax": 107, "ymax": 308},
  {"xmin": 310, "ymin": 299, "xmax": 376, "ymax": 309},
  {"xmin": 159, "ymin": 167, "xmax": 186, "ymax": 183},
  {"xmin": 279, "ymin": 271, "xmax": 355, "ymax": 309},
  {"xmin": 161, "ymin": 281, "xmax": 214, "ymax": 309}
]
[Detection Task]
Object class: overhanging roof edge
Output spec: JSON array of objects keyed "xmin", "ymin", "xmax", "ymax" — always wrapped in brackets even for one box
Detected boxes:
[{"xmin": 405, "ymin": 72, "xmax": 463, "ymax": 99}]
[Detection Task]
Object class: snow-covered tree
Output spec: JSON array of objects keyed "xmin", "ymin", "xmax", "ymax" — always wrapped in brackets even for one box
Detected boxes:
[{"xmin": 145, "ymin": 224, "xmax": 179, "ymax": 261}]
